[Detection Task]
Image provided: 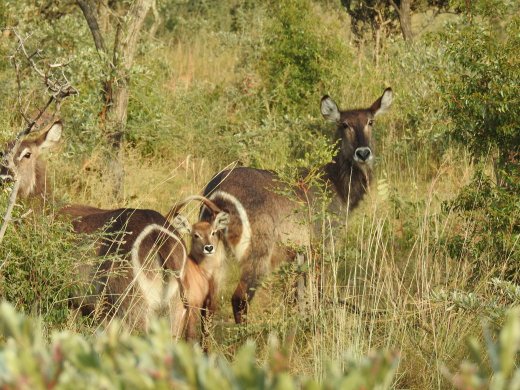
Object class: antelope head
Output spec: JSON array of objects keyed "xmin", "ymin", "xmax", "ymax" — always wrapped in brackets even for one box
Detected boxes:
[
  {"xmin": 321, "ymin": 88, "xmax": 393, "ymax": 167},
  {"xmin": 169, "ymin": 196, "xmax": 230, "ymax": 264},
  {"xmin": 0, "ymin": 120, "xmax": 62, "ymax": 198},
  {"xmin": 175, "ymin": 212, "xmax": 229, "ymax": 260}
]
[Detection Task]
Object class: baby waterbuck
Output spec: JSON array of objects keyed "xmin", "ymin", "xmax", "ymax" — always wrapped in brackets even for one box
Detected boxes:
[
  {"xmin": 168, "ymin": 196, "xmax": 230, "ymax": 348},
  {"xmin": 200, "ymin": 88, "xmax": 393, "ymax": 323}
]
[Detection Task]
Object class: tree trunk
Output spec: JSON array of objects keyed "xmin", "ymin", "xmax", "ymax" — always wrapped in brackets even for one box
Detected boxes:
[
  {"xmin": 78, "ymin": 0, "xmax": 153, "ymax": 200},
  {"xmin": 96, "ymin": 0, "xmax": 110, "ymax": 38},
  {"xmin": 76, "ymin": 0, "xmax": 106, "ymax": 53},
  {"xmin": 399, "ymin": 0, "xmax": 413, "ymax": 41},
  {"xmin": 104, "ymin": 0, "xmax": 153, "ymax": 199},
  {"xmin": 390, "ymin": 0, "xmax": 414, "ymax": 42},
  {"xmin": 374, "ymin": 24, "xmax": 381, "ymax": 67}
]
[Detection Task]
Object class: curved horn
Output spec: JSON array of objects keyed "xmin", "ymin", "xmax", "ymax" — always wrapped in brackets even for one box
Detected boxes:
[{"xmin": 166, "ymin": 195, "xmax": 222, "ymax": 221}]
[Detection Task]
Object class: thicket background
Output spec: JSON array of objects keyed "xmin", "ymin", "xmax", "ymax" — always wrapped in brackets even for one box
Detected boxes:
[{"xmin": 0, "ymin": 0, "xmax": 518, "ymax": 388}]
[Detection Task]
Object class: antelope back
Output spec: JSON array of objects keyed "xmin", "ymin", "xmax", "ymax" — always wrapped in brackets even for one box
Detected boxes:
[
  {"xmin": 70, "ymin": 208, "xmax": 188, "ymax": 330},
  {"xmin": 72, "ymin": 208, "xmax": 187, "ymax": 272},
  {"xmin": 60, "ymin": 204, "xmax": 109, "ymax": 219}
]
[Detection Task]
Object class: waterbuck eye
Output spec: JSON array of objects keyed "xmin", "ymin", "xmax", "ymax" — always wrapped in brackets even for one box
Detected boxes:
[
  {"xmin": 341, "ymin": 123, "xmax": 354, "ymax": 133},
  {"xmin": 211, "ymin": 231, "xmax": 216, "ymax": 236},
  {"xmin": 194, "ymin": 233, "xmax": 202, "ymax": 240},
  {"xmin": 23, "ymin": 152, "xmax": 32, "ymax": 159},
  {"xmin": 368, "ymin": 119, "xmax": 374, "ymax": 126}
]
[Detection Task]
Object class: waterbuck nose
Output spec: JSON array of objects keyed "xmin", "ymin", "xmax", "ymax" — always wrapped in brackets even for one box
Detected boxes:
[
  {"xmin": 355, "ymin": 147, "xmax": 372, "ymax": 162},
  {"xmin": 204, "ymin": 245, "xmax": 214, "ymax": 254},
  {"xmin": 0, "ymin": 166, "xmax": 13, "ymax": 183}
]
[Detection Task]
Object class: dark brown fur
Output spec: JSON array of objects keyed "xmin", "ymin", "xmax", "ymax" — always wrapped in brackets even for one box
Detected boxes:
[
  {"xmin": 62, "ymin": 205, "xmax": 188, "ymax": 334},
  {"xmin": 201, "ymin": 89, "xmax": 393, "ymax": 323}
]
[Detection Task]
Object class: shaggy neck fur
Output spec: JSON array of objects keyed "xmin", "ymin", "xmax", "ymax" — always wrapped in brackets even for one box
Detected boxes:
[
  {"xmin": 190, "ymin": 243, "xmax": 225, "ymax": 280},
  {"xmin": 322, "ymin": 150, "xmax": 372, "ymax": 211},
  {"xmin": 20, "ymin": 159, "xmax": 48, "ymax": 199}
]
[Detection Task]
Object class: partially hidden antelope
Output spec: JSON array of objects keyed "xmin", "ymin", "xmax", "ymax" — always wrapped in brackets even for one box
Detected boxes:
[
  {"xmin": 0, "ymin": 118, "xmax": 188, "ymax": 336},
  {"xmin": 200, "ymin": 88, "xmax": 393, "ymax": 323},
  {"xmin": 63, "ymin": 205, "xmax": 188, "ymax": 335},
  {"xmin": 0, "ymin": 117, "xmax": 62, "ymax": 200},
  {"xmin": 165, "ymin": 196, "xmax": 229, "ymax": 348}
]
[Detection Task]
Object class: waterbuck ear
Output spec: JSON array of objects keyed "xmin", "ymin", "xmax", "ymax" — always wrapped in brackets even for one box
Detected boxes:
[
  {"xmin": 370, "ymin": 88, "xmax": 393, "ymax": 117},
  {"xmin": 171, "ymin": 214, "xmax": 192, "ymax": 234},
  {"xmin": 38, "ymin": 121, "xmax": 63, "ymax": 150},
  {"xmin": 213, "ymin": 211, "xmax": 230, "ymax": 231},
  {"xmin": 320, "ymin": 95, "xmax": 341, "ymax": 123}
]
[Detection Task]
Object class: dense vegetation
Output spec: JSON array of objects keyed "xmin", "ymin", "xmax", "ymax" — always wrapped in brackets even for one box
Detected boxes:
[{"xmin": 0, "ymin": 0, "xmax": 518, "ymax": 388}]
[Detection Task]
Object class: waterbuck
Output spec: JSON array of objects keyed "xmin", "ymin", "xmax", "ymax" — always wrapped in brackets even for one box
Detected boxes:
[
  {"xmin": 200, "ymin": 88, "xmax": 393, "ymax": 323},
  {"xmin": 0, "ymin": 119, "xmax": 188, "ymax": 335},
  {"xmin": 0, "ymin": 118, "xmax": 62, "ymax": 200},
  {"xmin": 167, "ymin": 196, "xmax": 230, "ymax": 349},
  {"xmin": 69, "ymin": 195, "xmax": 230, "ymax": 339},
  {"xmin": 64, "ymin": 205, "xmax": 188, "ymax": 334}
]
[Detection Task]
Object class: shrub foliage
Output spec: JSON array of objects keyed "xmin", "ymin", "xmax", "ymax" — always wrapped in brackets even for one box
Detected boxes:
[{"xmin": 0, "ymin": 302, "xmax": 399, "ymax": 389}]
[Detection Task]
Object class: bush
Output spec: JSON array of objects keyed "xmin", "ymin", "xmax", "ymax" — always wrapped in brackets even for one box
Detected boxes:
[
  {"xmin": 0, "ymin": 302, "xmax": 399, "ymax": 389},
  {"xmin": 444, "ymin": 308, "xmax": 520, "ymax": 389},
  {"xmin": 0, "ymin": 200, "xmax": 93, "ymax": 328},
  {"xmin": 444, "ymin": 169, "xmax": 520, "ymax": 281},
  {"xmin": 438, "ymin": 14, "xmax": 520, "ymax": 179},
  {"xmin": 259, "ymin": 0, "xmax": 348, "ymax": 115},
  {"xmin": 431, "ymin": 278, "xmax": 520, "ymax": 325},
  {"xmin": 436, "ymin": 9, "xmax": 520, "ymax": 281}
]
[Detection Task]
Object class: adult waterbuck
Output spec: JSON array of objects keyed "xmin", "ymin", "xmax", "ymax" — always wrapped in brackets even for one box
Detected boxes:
[
  {"xmin": 0, "ymin": 118, "xmax": 63, "ymax": 200},
  {"xmin": 0, "ymin": 118, "xmax": 188, "ymax": 335},
  {"xmin": 200, "ymin": 88, "xmax": 393, "ymax": 323},
  {"xmin": 64, "ymin": 205, "xmax": 188, "ymax": 334}
]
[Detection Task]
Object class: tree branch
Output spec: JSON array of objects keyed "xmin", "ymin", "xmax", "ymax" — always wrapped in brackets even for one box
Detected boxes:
[
  {"xmin": 388, "ymin": 0, "xmax": 402, "ymax": 18},
  {"xmin": 76, "ymin": 0, "xmax": 107, "ymax": 54},
  {"xmin": 0, "ymin": 179, "xmax": 21, "ymax": 249},
  {"xmin": 11, "ymin": 30, "xmax": 78, "ymax": 101},
  {"xmin": 119, "ymin": 0, "xmax": 154, "ymax": 70},
  {"xmin": 148, "ymin": 0, "xmax": 161, "ymax": 39}
]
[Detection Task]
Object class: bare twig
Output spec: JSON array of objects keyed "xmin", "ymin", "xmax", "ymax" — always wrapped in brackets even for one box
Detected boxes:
[
  {"xmin": 11, "ymin": 30, "xmax": 78, "ymax": 101},
  {"xmin": 0, "ymin": 180, "xmax": 21, "ymax": 252}
]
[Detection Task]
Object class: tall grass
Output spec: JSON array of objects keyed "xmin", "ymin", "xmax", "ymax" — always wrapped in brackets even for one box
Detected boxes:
[{"xmin": 200, "ymin": 144, "xmax": 479, "ymax": 388}]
